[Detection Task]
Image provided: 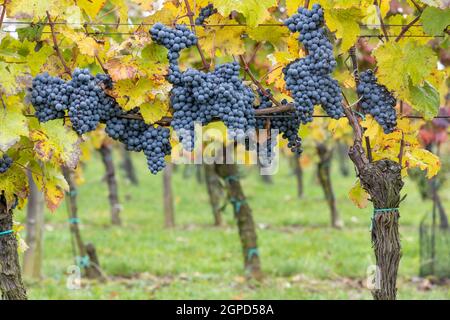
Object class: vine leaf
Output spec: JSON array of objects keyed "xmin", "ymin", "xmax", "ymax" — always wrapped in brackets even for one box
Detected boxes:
[
  {"xmin": 0, "ymin": 168, "xmax": 28, "ymax": 211},
  {"xmin": 348, "ymin": 180, "xmax": 369, "ymax": 209},
  {"xmin": 77, "ymin": 0, "xmax": 107, "ymax": 19},
  {"xmin": 7, "ymin": 0, "xmax": 73, "ymax": 18},
  {"xmin": 0, "ymin": 96, "xmax": 29, "ymax": 152},
  {"xmin": 31, "ymin": 162, "xmax": 69, "ymax": 212},
  {"xmin": 420, "ymin": 7, "xmax": 450, "ymax": 36},
  {"xmin": 407, "ymin": 81, "xmax": 440, "ymax": 120},
  {"xmin": 30, "ymin": 121, "xmax": 81, "ymax": 169},
  {"xmin": 404, "ymin": 149, "xmax": 440, "ymax": 179},
  {"xmin": 374, "ymin": 40, "xmax": 439, "ymax": 117},
  {"xmin": 0, "ymin": 61, "xmax": 29, "ymax": 95},
  {"xmin": 324, "ymin": 6, "xmax": 363, "ymax": 52},
  {"xmin": 140, "ymin": 100, "xmax": 169, "ymax": 124},
  {"xmin": 211, "ymin": 0, "xmax": 277, "ymax": 27}
]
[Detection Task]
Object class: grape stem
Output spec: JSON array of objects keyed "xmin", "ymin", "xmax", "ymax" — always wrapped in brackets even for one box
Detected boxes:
[
  {"xmin": 238, "ymin": 55, "xmax": 281, "ymax": 107},
  {"xmin": 374, "ymin": 0, "xmax": 389, "ymax": 42},
  {"xmin": 0, "ymin": 2, "xmax": 6, "ymax": 31},
  {"xmin": 46, "ymin": 11, "xmax": 72, "ymax": 75},
  {"xmin": 395, "ymin": 14, "xmax": 422, "ymax": 42},
  {"xmin": 183, "ymin": 0, "xmax": 210, "ymax": 70}
]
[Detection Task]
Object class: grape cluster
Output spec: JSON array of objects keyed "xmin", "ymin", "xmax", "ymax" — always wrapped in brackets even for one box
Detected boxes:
[
  {"xmin": 150, "ymin": 24, "xmax": 256, "ymax": 151},
  {"xmin": 105, "ymin": 108, "xmax": 171, "ymax": 174},
  {"xmin": 67, "ymin": 69, "xmax": 122, "ymax": 135},
  {"xmin": 31, "ymin": 68, "xmax": 172, "ymax": 174},
  {"xmin": 256, "ymin": 90, "xmax": 303, "ymax": 156},
  {"xmin": 195, "ymin": 4, "xmax": 217, "ymax": 25},
  {"xmin": 150, "ymin": 23, "xmax": 198, "ymax": 54},
  {"xmin": 283, "ymin": 4, "xmax": 344, "ymax": 123},
  {"xmin": 30, "ymin": 73, "xmax": 69, "ymax": 122},
  {"xmin": 0, "ymin": 154, "xmax": 13, "ymax": 174},
  {"xmin": 357, "ymin": 70, "xmax": 397, "ymax": 133},
  {"xmin": 31, "ymin": 69, "xmax": 122, "ymax": 135}
]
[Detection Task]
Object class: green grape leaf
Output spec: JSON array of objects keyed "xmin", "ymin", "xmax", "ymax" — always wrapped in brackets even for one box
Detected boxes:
[
  {"xmin": 212, "ymin": 0, "xmax": 277, "ymax": 27},
  {"xmin": 374, "ymin": 40, "xmax": 437, "ymax": 99},
  {"xmin": 30, "ymin": 121, "xmax": 81, "ymax": 169},
  {"xmin": 420, "ymin": 7, "xmax": 450, "ymax": 36},
  {"xmin": 0, "ymin": 96, "xmax": 29, "ymax": 152},
  {"xmin": 0, "ymin": 167, "xmax": 28, "ymax": 210},
  {"xmin": 407, "ymin": 80, "xmax": 440, "ymax": 120}
]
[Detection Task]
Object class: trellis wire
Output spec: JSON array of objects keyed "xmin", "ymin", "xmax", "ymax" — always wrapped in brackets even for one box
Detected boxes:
[
  {"xmin": 0, "ymin": 29, "xmax": 443, "ymax": 38},
  {"xmin": 0, "ymin": 21, "xmax": 426, "ymax": 27}
]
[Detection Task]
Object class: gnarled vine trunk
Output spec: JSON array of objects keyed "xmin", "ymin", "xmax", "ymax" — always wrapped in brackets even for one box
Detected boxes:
[
  {"xmin": 316, "ymin": 144, "xmax": 343, "ymax": 229},
  {"xmin": 292, "ymin": 155, "xmax": 303, "ymax": 198},
  {"xmin": 99, "ymin": 144, "xmax": 122, "ymax": 226},
  {"xmin": 120, "ymin": 146, "xmax": 139, "ymax": 186},
  {"xmin": 62, "ymin": 167, "xmax": 104, "ymax": 280},
  {"xmin": 214, "ymin": 163, "xmax": 262, "ymax": 280},
  {"xmin": 204, "ymin": 164, "xmax": 223, "ymax": 226},
  {"xmin": 337, "ymin": 142, "xmax": 350, "ymax": 177},
  {"xmin": 23, "ymin": 171, "xmax": 45, "ymax": 279},
  {"xmin": 356, "ymin": 160, "xmax": 403, "ymax": 300},
  {"xmin": 346, "ymin": 47, "xmax": 404, "ymax": 300},
  {"xmin": 163, "ymin": 163, "xmax": 175, "ymax": 228},
  {"xmin": 0, "ymin": 196, "xmax": 27, "ymax": 300}
]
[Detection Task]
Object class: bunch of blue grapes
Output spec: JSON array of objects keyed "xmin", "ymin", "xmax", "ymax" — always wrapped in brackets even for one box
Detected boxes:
[
  {"xmin": 142, "ymin": 126, "xmax": 172, "ymax": 174},
  {"xmin": 67, "ymin": 69, "xmax": 122, "ymax": 135},
  {"xmin": 195, "ymin": 4, "xmax": 217, "ymax": 25},
  {"xmin": 357, "ymin": 70, "xmax": 397, "ymax": 133},
  {"xmin": 256, "ymin": 90, "xmax": 303, "ymax": 156},
  {"xmin": 30, "ymin": 73, "xmax": 69, "ymax": 122},
  {"xmin": 31, "ymin": 69, "xmax": 122, "ymax": 135},
  {"xmin": 0, "ymin": 154, "xmax": 13, "ymax": 174},
  {"xmin": 283, "ymin": 4, "xmax": 344, "ymax": 123},
  {"xmin": 150, "ymin": 23, "xmax": 256, "ymax": 151},
  {"xmin": 105, "ymin": 108, "xmax": 171, "ymax": 174}
]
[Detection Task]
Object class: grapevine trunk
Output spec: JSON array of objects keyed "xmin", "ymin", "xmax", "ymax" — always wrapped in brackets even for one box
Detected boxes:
[
  {"xmin": 0, "ymin": 197, "xmax": 27, "ymax": 300},
  {"xmin": 214, "ymin": 163, "xmax": 262, "ymax": 280}
]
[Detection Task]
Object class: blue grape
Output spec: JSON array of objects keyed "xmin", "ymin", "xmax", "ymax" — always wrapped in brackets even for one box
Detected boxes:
[
  {"xmin": 0, "ymin": 154, "xmax": 13, "ymax": 174},
  {"xmin": 357, "ymin": 70, "xmax": 397, "ymax": 133},
  {"xmin": 195, "ymin": 4, "xmax": 217, "ymax": 25},
  {"xmin": 256, "ymin": 90, "xmax": 302, "ymax": 158},
  {"xmin": 150, "ymin": 24, "xmax": 256, "ymax": 151},
  {"xmin": 283, "ymin": 4, "xmax": 344, "ymax": 123},
  {"xmin": 30, "ymin": 73, "xmax": 69, "ymax": 122}
]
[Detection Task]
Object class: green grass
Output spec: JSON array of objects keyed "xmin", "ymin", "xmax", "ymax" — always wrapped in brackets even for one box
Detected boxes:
[{"xmin": 16, "ymin": 151, "xmax": 450, "ymax": 300}]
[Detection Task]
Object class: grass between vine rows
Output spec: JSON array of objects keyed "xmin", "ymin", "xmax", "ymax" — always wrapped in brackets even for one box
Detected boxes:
[{"xmin": 16, "ymin": 151, "xmax": 450, "ymax": 300}]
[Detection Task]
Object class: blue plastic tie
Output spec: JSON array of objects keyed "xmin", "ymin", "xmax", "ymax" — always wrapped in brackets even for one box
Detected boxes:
[
  {"xmin": 66, "ymin": 190, "xmax": 77, "ymax": 197},
  {"xmin": 230, "ymin": 197, "xmax": 246, "ymax": 213},
  {"xmin": 68, "ymin": 217, "xmax": 80, "ymax": 224},
  {"xmin": 0, "ymin": 230, "xmax": 13, "ymax": 237},
  {"xmin": 354, "ymin": 111, "xmax": 366, "ymax": 121},
  {"xmin": 370, "ymin": 208, "xmax": 399, "ymax": 231},
  {"xmin": 247, "ymin": 248, "xmax": 259, "ymax": 260},
  {"xmin": 76, "ymin": 255, "xmax": 90, "ymax": 268},
  {"xmin": 224, "ymin": 175, "xmax": 240, "ymax": 183}
]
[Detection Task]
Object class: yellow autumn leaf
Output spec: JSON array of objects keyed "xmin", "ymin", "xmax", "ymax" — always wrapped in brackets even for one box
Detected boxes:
[
  {"xmin": 323, "ymin": 6, "xmax": 363, "ymax": 52},
  {"xmin": 212, "ymin": 0, "xmax": 277, "ymax": 27},
  {"xmin": 0, "ymin": 167, "xmax": 28, "ymax": 210},
  {"xmin": 104, "ymin": 58, "xmax": 140, "ymax": 82},
  {"xmin": 0, "ymin": 61, "xmax": 29, "ymax": 95},
  {"xmin": 30, "ymin": 121, "xmax": 81, "ymax": 169},
  {"xmin": 0, "ymin": 96, "xmax": 29, "ymax": 152},
  {"xmin": 373, "ymin": 40, "xmax": 437, "ymax": 100},
  {"xmin": 7, "ymin": 0, "xmax": 72, "ymax": 19},
  {"xmin": 140, "ymin": 100, "xmax": 170, "ymax": 124},
  {"xmin": 31, "ymin": 162, "xmax": 69, "ymax": 212},
  {"xmin": 77, "ymin": 0, "xmax": 107, "ymax": 19},
  {"xmin": 405, "ymin": 148, "xmax": 441, "ymax": 179},
  {"xmin": 348, "ymin": 180, "xmax": 369, "ymax": 209},
  {"xmin": 61, "ymin": 30, "xmax": 101, "ymax": 57}
]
